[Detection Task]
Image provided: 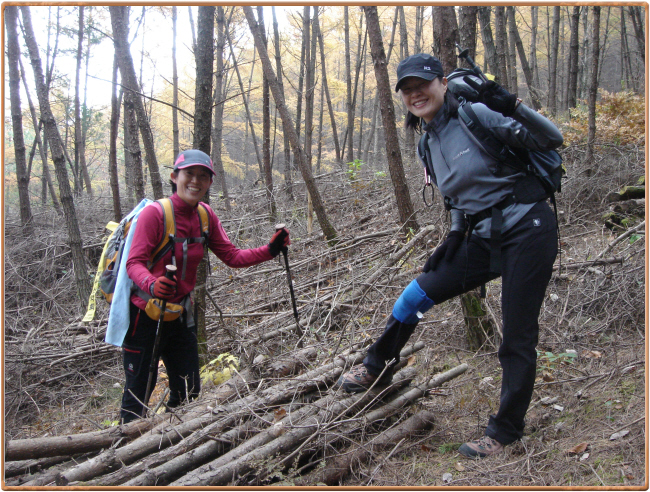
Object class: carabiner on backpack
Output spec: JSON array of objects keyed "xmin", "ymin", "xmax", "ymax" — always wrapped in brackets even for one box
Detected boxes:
[{"xmin": 422, "ymin": 168, "xmax": 434, "ymax": 208}]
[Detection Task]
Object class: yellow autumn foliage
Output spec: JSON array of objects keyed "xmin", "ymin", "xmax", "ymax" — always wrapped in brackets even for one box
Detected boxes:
[{"xmin": 563, "ymin": 90, "xmax": 645, "ymax": 146}]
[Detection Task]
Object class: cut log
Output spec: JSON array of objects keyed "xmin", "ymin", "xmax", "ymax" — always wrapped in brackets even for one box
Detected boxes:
[
  {"xmin": 295, "ymin": 410, "xmax": 436, "ymax": 485},
  {"xmin": 5, "ymin": 418, "xmax": 152, "ymax": 461},
  {"xmin": 461, "ymin": 289, "xmax": 495, "ymax": 351},
  {"xmin": 4, "ymin": 455, "xmax": 71, "ymax": 479}
]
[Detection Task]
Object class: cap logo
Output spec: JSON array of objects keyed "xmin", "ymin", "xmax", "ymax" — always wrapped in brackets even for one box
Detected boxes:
[{"xmin": 424, "ymin": 66, "xmax": 431, "ymax": 70}]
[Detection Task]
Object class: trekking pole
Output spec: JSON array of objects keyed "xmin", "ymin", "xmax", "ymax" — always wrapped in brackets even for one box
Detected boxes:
[
  {"xmin": 275, "ymin": 224, "xmax": 304, "ymax": 346},
  {"xmin": 455, "ymin": 43, "xmax": 489, "ymax": 83},
  {"xmin": 142, "ymin": 264, "xmax": 177, "ymax": 416}
]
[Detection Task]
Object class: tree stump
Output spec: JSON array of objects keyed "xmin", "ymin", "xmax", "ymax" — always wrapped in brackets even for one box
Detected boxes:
[{"xmin": 461, "ymin": 289, "xmax": 496, "ymax": 351}]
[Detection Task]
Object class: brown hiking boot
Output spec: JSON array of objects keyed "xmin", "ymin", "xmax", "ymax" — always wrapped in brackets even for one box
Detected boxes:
[
  {"xmin": 335, "ymin": 365, "xmax": 392, "ymax": 393},
  {"xmin": 458, "ymin": 435, "xmax": 504, "ymax": 459}
]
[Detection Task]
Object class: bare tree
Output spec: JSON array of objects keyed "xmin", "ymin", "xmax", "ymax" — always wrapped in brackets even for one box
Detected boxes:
[
  {"xmin": 20, "ymin": 5, "xmax": 91, "ymax": 308},
  {"xmin": 584, "ymin": 6, "xmax": 601, "ymax": 165},
  {"xmin": 398, "ymin": 6, "xmax": 415, "ymax": 165},
  {"xmin": 508, "ymin": 8, "xmax": 542, "ymax": 110},
  {"xmin": 109, "ymin": 6, "xmax": 164, "ymax": 199},
  {"xmin": 344, "ymin": 7, "xmax": 354, "ymax": 163},
  {"xmin": 529, "ymin": 7, "xmax": 541, "ymax": 89},
  {"xmin": 506, "ymin": 7, "xmax": 518, "ymax": 92},
  {"xmin": 478, "ymin": 7, "xmax": 499, "ymax": 76},
  {"xmin": 567, "ymin": 7, "xmax": 581, "ymax": 109},
  {"xmin": 458, "ymin": 6, "xmax": 478, "ymax": 58},
  {"xmin": 243, "ymin": 7, "xmax": 337, "ymax": 242},
  {"xmin": 6, "ymin": 6, "xmax": 33, "ymax": 232},
  {"xmin": 74, "ymin": 6, "xmax": 92, "ymax": 196},
  {"xmin": 108, "ymin": 53, "xmax": 123, "ymax": 221},
  {"xmin": 628, "ymin": 6, "xmax": 645, "ymax": 63},
  {"xmin": 363, "ymin": 6, "xmax": 418, "ymax": 233},
  {"xmin": 172, "ymin": 6, "xmax": 180, "ymax": 161},
  {"xmin": 212, "ymin": 6, "xmax": 231, "ymax": 211},
  {"xmin": 437, "ymin": 7, "xmax": 460, "ymax": 74},
  {"xmin": 548, "ymin": 6, "xmax": 561, "ymax": 115},
  {"xmin": 494, "ymin": 7, "xmax": 509, "ymax": 88},
  {"xmin": 272, "ymin": 6, "xmax": 294, "ymax": 198}
]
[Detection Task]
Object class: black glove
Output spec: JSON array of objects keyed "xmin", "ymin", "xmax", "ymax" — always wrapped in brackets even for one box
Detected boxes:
[
  {"xmin": 422, "ymin": 231, "xmax": 465, "ymax": 273},
  {"xmin": 464, "ymin": 77, "xmax": 518, "ymax": 117},
  {"xmin": 268, "ymin": 227, "xmax": 290, "ymax": 257}
]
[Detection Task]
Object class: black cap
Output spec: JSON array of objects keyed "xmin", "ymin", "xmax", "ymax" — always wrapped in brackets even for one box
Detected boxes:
[
  {"xmin": 173, "ymin": 149, "xmax": 215, "ymax": 176},
  {"xmin": 395, "ymin": 53, "xmax": 444, "ymax": 92}
]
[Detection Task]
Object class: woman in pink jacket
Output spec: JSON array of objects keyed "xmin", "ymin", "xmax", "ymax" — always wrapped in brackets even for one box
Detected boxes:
[{"xmin": 120, "ymin": 149, "xmax": 289, "ymax": 423}]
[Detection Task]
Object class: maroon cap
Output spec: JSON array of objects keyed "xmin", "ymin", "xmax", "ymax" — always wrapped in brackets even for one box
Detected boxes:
[{"xmin": 173, "ymin": 149, "xmax": 215, "ymax": 176}]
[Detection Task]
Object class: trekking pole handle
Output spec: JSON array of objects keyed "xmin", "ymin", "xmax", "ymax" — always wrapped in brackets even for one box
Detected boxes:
[
  {"xmin": 274, "ymin": 223, "xmax": 289, "ymax": 253},
  {"xmin": 455, "ymin": 43, "xmax": 489, "ymax": 83},
  {"xmin": 164, "ymin": 264, "xmax": 177, "ymax": 281}
]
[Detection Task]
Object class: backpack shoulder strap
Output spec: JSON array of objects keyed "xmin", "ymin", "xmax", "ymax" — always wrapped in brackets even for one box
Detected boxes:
[
  {"xmin": 418, "ymin": 133, "xmax": 436, "ymax": 186},
  {"xmin": 458, "ymin": 102, "xmax": 512, "ymax": 164},
  {"xmin": 150, "ymin": 198, "xmax": 176, "ymax": 267},
  {"xmin": 197, "ymin": 203, "xmax": 210, "ymax": 239}
]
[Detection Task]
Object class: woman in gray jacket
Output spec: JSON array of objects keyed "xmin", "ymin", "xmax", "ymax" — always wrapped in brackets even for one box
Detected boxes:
[{"xmin": 337, "ymin": 54, "xmax": 563, "ymax": 459}]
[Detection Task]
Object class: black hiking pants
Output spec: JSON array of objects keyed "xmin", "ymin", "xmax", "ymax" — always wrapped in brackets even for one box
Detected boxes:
[
  {"xmin": 365, "ymin": 201, "xmax": 558, "ymax": 445},
  {"xmin": 120, "ymin": 303, "xmax": 200, "ymax": 423}
]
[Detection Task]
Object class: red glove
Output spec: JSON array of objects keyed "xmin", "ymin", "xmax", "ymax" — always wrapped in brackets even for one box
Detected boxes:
[
  {"xmin": 152, "ymin": 275, "xmax": 177, "ymax": 300},
  {"xmin": 268, "ymin": 228, "xmax": 290, "ymax": 257}
]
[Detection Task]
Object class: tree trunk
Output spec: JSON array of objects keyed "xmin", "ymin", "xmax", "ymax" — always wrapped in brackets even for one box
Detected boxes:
[
  {"xmin": 548, "ymin": 6, "xmax": 561, "ymax": 115},
  {"xmin": 398, "ymin": 6, "xmax": 415, "ymax": 166},
  {"xmin": 6, "ymin": 6, "xmax": 33, "ymax": 232},
  {"xmin": 509, "ymin": 7, "xmax": 542, "ymax": 110},
  {"xmin": 20, "ymin": 5, "xmax": 91, "ymax": 308},
  {"xmin": 506, "ymin": 7, "xmax": 518, "ymax": 92},
  {"xmin": 109, "ymin": 53, "xmax": 122, "ymax": 221},
  {"xmin": 629, "ymin": 6, "xmax": 645, "ymax": 63},
  {"xmin": 584, "ymin": 6, "xmax": 601, "ymax": 166},
  {"xmin": 109, "ymin": 6, "xmax": 164, "ymax": 199},
  {"xmin": 212, "ymin": 6, "xmax": 231, "ymax": 211},
  {"xmin": 172, "ymin": 6, "xmax": 180, "ymax": 161},
  {"xmin": 437, "ymin": 7, "xmax": 459, "ymax": 75},
  {"xmin": 272, "ymin": 6, "xmax": 294, "ymax": 199},
  {"xmin": 494, "ymin": 7, "xmax": 509, "ymax": 89},
  {"xmin": 314, "ymin": 13, "xmax": 341, "ymax": 163},
  {"xmin": 344, "ymin": 7, "xmax": 354, "ymax": 163},
  {"xmin": 478, "ymin": 7, "xmax": 499, "ymax": 76},
  {"xmin": 364, "ymin": 6, "xmax": 418, "ymax": 234},
  {"xmin": 304, "ymin": 7, "xmax": 319, "ymax": 233},
  {"xmin": 458, "ymin": 6, "xmax": 478, "ymax": 59},
  {"xmin": 74, "ymin": 6, "xmax": 92, "ymax": 196},
  {"xmin": 123, "ymin": 91, "xmax": 145, "ymax": 202},
  {"xmin": 243, "ymin": 7, "xmax": 337, "ymax": 242},
  {"xmin": 257, "ymin": 6, "xmax": 277, "ymax": 222},
  {"xmin": 530, "ymin": 7, "xmax": 541, "ymax": 89},
  {"xmin": 193, "ymin": 5, "xmax": 215, "ymax": 368},
  {"xmin": 461, "ymin": 289, "xmax": 497, "ymax": 351},
  {"xmin": 295, "ymin": 7, "xmax": 309, "ymax": 150},
  {"xmin": 567, "ymin": 7, "xmax": 581, "ymax": 108}
]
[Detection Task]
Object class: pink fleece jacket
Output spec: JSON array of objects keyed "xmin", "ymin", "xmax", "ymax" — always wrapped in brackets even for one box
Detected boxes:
[{"xmin": 126, "ymin": 193, "xmax": 273, "ymax": 310}]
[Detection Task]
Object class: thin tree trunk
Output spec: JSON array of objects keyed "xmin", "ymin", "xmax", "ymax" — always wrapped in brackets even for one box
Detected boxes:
[
  {"xmin": 459, "ymin": 6, "xmax": 478, "ymax": 59},
  {"xmin": 509, "ymin": 7, "xmax": 542, "ymax": 110},
  {"xmin": 6, "ymin": 6, "xmax": 33, "ymax": 232},
  {"xmin": 314, "ymin": 13, "xmax": 341, "ymax": 163},
  {"xmin": 304, "ymin": 7, "xmax": 319, "ymax": 233},
  {"xmin": 567, "ymin": 7, "xmax": 581, "ymax": 109},
  {"xmin": 109, "ymin": 53, "xmax": 122, "ymax": 221},
  {"xmin": 172, "ymin": 6, "xmax": 179, "ymax": 161},
  {"xmin": 272, "ymin": 6, "xmax": 294, "ymax": 199},
  {"xmin": 296, "ymin": 7, "xmax": 309, "ymax": 150},
  {"xmin": 123, "ymin": 90, "xmax": 145, "ymax": 202},
  {"xmin": 478, "ymin": 7, "xmax": 499, "ymax": 76},
  {"xmin": 212, "ymin": 6, "xmax": 231, "ymax": 211},
  {"xmin": 364, "ymin": 6, "xmax": 418, "ymax": 233},
  {"xmin": 344, "ymin": 7, "xmax": 354, "ymax": 163},
  {"xmin": 506, "ymin": 7, "xmax": 518, "ymax": 93},
  {"xmin": 20, "ymin": 5, "xmax": 91, "ymax": 308},
  {"xmin": 398, "ymin": 7, "xmax": 415, "ymax": 165},
  {"xmin": 494, "ymin": 7, "xmax": 509, "ymax": 89},
  {"xmin": 316, "ymin": 83, "xmax": 324, "ymax": 174},
  {"xmin": 17, "ymin": 54, "xmax": 61, "ymax": 213},
  {"xmin": 257, "ymin": 6, "xmax": 277, "ymax": 222},
  {"xmin": 629, "ymin": 6, "xmax": 645, "ymax": 63},
  {"xmin": 548, "ymin": 6, "xmax": 561, "ymax": 115},
  {"xmin": 74, "ymin": 6, "xmax": 92, "ymax": 196},
  {"xmin": 243, "ymin": 6, "xmax": 337, "ymax": 243},
  {"xmin": 584, "ymin": 6, "xmax": 600, "ymax": 165},
  {"xmin": 530, "ymin": 7, "xmax": 541, "ymax": 89},
  {"xmin": 109, "ymin": 6, "xmax": 164, "ymax": 199}
]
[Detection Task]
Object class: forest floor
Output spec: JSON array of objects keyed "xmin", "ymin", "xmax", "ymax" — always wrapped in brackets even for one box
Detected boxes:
[{"xmin": 4, "ymin": 143, "xmax": 646, "ymax": 487}]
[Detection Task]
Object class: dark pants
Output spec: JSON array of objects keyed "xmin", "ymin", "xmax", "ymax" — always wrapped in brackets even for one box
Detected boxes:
[
  {"xmin": 120, "ymin": 303, "xmax": 200, "ymax": 423},
  {"xmin": 365, "ymin": 201, "xmax": 558, "ymax": 444}
]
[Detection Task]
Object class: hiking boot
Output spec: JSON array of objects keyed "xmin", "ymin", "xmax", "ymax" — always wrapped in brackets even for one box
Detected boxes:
[
  {"xmin": 335, "ymin": 365, "xmax": 392, "ymax": 393},
  {"xmin": 458, "ymin": 435, "xmax": 504, "ymax": 459}
]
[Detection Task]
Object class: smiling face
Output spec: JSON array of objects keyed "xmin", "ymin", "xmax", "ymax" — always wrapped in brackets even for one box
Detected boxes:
[
  {"xmin": 170, "ymin": 166, "xmax": 212, "ymax": 206},
  {"xmin": 400, "ymin": 76, "xmax": 448, "ymax": 124}
]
